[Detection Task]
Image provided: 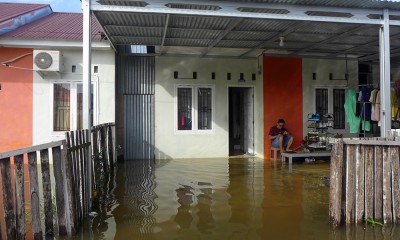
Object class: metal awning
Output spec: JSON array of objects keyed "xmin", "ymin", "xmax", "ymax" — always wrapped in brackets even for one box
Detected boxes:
[{"xmin": 91, "ymin": 0, "xmax": 400, "ymax": 60}]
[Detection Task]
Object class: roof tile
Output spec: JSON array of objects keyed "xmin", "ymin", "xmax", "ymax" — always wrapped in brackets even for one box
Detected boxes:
[{"xmin": 3, "ymin": 12, "xmax": 103, "ymax": 41}]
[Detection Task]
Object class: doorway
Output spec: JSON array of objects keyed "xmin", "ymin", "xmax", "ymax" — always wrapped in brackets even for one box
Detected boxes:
[{"xmin": 228, "ymin": 87, "xmax": 254, "ymax": 156}]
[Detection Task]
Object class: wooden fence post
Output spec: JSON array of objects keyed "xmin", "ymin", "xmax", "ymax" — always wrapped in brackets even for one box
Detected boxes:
[
  {"xmin": 100, "ymin": 126, "xmax": 108, "ymax": 173},
  {"xmin": 365, "ymin": 146, "xmax": 374, "ymax": 221},
  {"xmin": 52, "ymin": 146, "xmax": 68, "ymax": 235},
  {"xmin": 345, "ymin": 145, "xmax": 356, "ymax": 224},
  {"xmin": 65, "ymin": 133, "xmax": 76, "ymax": 234},
  {"xmin": 329, "ymin": 139, "xmax": 344, "ymax": 227},
  {"xmin": 39, "ymin": 149, "xmax": 54, "ymax": 236},
  {"xmin": 27, "ymin": 152, "xmax": 43, "ymax": 240},
  {"xmin": 14, "ymin": 154, "xmax": 26, "ymax": 240},
  {"xmin": 108, "ymin": 124, "xmax": 114, "ymax": 167},
  {"xmin": 0, "ymin": 157, "xmax": 15, "ymax": 239},
  {"xmin": 374, "ymin": 146, "xmax": 383, "ymax": 222},
  {"xmin": 383, "ymin": 146, "xmax": 393, "ymax": 223},
  {"xmin": 390, "ymin": 146, "xmax": 400, "ymax": 223},
  {"xmin": 355, "ymin": 145, "xmax": 365, "ymax": 223}
]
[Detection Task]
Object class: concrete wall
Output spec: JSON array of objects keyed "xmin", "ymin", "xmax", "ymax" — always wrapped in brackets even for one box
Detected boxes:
[
  {"xmin": 33, "ymin": 49, "xmax": 115, "ymax": 145},
  {"xmin": 0, "ymin": 47, "xmax": 33, "ymax": 152},
  {"xmin": 302, "ymin": 58, "xmax": 359, "ymax": 138},
  {"xmin": 154, "ymin": 56, "xmax": 263, "ymax": 159}
]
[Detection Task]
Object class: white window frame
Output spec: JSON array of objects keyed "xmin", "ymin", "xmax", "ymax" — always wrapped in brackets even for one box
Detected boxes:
[
  {"xmin": 313, "ymin": 85, "xmax": 347, "ymax": 128},
  {"xmin": 51, "ymin": 80, "xmax": 98, "ymax": 135},
  {"xmin": 174, "ymin": 84, "xmax": 215, "ymax": 134}
]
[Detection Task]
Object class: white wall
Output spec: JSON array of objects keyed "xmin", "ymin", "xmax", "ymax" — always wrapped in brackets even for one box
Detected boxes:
[
  {"xmin": 154, "ymin": 56, "xmax": 263, "ymax": 159},
  {"xmin": 302, "ymin": 58, "xmax": 359, "ymax": 138},
  {"xmin": 33, "ymin": 49, "xmax": 115, "ymax": 145}
]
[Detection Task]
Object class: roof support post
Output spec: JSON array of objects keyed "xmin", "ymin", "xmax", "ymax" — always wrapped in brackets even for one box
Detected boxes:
[
  {"xmin": 380, "ymin": 9, "xmax": 392, "ymax": 137},
  {"xmin": 82, "ymin": 0, "xmax": 92, "ymax": 210}
]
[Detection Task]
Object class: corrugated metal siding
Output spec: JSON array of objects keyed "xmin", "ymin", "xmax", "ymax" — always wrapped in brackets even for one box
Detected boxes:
[
  {"xmin": 119, "ymin": 56, "xmax": 155, "ymax": 160},
  {"xmin": 96, "ymin": 12, "xmax": 166, "ymax": 27},
  {"xmin": 124, "ymin": 95, "xmax": 154, "ymax": 160},
  {"xmin": 119, "ymin": 56, "xmax": 155, "ymax": 95}
]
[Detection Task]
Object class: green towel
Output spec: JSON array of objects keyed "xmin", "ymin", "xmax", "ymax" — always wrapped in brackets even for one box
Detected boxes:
[{"xmin": 344, "ymin": 89, "xmax": 361, "ymax": 133}]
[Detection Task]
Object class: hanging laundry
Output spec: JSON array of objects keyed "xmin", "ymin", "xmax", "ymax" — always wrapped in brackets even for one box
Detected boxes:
[
  {"xmin": 344, "ymin": 89, "xmax": 361, "ymax": 133},
  {"xmin": 391, "ymin": 88, "xmax": 399, "ymax": 121},
  {"xmin": 375, "ymin": 90, "xmax": 381, "ymax": 125},
  {"xmin": 369, "ymin": 88, "xmax": 378, "ymax": 121}
]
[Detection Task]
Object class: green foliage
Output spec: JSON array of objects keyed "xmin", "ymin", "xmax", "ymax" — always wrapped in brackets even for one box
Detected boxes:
[{"xmin": 366, "ymin": 218, "xmax": 383, "ymax": 226}]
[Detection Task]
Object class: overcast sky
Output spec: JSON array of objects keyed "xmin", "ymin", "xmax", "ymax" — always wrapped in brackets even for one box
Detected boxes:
[{"xmin": 0, "ymin": 0, "xmax": 82, "ymax": 12}]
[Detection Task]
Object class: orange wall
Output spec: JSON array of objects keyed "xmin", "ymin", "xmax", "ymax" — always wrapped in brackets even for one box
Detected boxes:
[
  {"xmin": 0, "ymin": 48, "xmax": 33, "ymax": 152},
  {"xmin": 263, "ymin": 56, "xmax": 303, "ymax": 159}
]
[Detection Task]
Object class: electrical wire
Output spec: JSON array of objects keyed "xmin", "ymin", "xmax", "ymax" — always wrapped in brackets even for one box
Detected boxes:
[{"xmin": 0, "ymin": 52, "xmax": 32, "ymax": 65}]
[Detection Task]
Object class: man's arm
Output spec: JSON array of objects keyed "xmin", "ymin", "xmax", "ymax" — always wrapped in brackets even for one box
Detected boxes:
[{"xmin": 269, "ymin": 134, "xmax": 281, "ymax": 140}]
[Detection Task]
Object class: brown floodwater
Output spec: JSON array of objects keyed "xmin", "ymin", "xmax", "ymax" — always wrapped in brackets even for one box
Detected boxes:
[{"xmin": 70, "ymin": 158, "xmax": 400, "ymax": 240}]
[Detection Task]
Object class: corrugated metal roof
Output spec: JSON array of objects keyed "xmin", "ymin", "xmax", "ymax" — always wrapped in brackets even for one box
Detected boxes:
[
  {"xmin": 0, "ymin": 2, "xmax": 49, "ymax": 22},
  {"xmin": 211, "ymin": 0, "xmax": 400, "ymax": 10},
  {"xmin": 3, "ymin": 13, "xmax": 103, "ymax": 41}
]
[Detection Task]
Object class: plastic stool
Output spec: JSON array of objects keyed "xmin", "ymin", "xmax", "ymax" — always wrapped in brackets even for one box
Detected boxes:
[{"xmin": 270, "ymin": 147, "xmax": 281, "ymax": 160}]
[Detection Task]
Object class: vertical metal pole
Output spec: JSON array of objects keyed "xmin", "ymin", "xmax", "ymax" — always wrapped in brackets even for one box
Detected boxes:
[
  {"xmin": 82, "ymin": 0, "xmax": 92, "ymax": 210},
  {"xmin": 380, "ymin": 9, "xmax": 392, "ymax": 137}
]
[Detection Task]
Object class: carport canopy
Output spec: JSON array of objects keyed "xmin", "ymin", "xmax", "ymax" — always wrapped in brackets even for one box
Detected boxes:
[{"xmin": 81, "ymin": 0, "xmax": 400, "ymax": 136}]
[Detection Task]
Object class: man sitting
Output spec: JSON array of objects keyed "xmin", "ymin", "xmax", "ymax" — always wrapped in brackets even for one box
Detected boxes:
[{"xmin": 269, "ymin": 119, "xmax": 293, "ymax": 153}]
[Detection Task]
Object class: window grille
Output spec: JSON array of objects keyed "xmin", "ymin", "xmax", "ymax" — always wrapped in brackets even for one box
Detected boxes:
[
  {"xmin": 315, "ymin": 88, "xmax": 328, "ymax": 115},
  {"xmin": 198, "ymin": 88, "xmax": 212, "ymax": 130},
  {"xmin": 53, "ymin": 83, "xmax": 70, "ymax": 131},
  {"xmin": 333, "ymin": 89, "xmax": 346, "ymax": 129},
  {"xmin": 177, "ymin": 88, "xmax": 192, "ymax": 130}
]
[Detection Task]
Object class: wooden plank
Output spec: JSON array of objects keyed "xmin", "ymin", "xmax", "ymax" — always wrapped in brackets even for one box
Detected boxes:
[
  {"xmin": 329, "ymin": 139, "xmax": 344, "ymax": 227},
  {"xmin": 365, "ymin": 146, "xmax": 374, "ymax": 220},
  {"xmin": 100, "ymin": 127, "xmax": 109, "ymax": 173},
  {"xmin": 51, "ymin": 146, "xmax": 67, "ymax": 235},
  {"xmin": 0, "ymin": 157, "xmax": 16, "ymax": 239},
  {"xmin": 390, "ymin": 146, "xmax": 400, "ymax": 223},
  {"xmin": 39, "ymin": 149, "xmax": 54, "ymax": 236},
  {"xmin": 107, "ymin": 125, "xmax": 114, "ymax": 167},
  {"xmin": 345, "ymin": 145, "xmax": 356, "ymax": 224},
  {"xmin": 14, "ymin": 154, "xmax": 26, "ymax": 240},
  {"xmin": 27, "ymin": 152, "xmax": 43, "ymax": 240},
  {"xmin": 374, "ymin": 146, "xmax": 383, "ymax": 222},
  {"xmin": 355, "ymin": 145, "xmax": 365, "ymax": 223},
  {"xmin": 84, "ymin": 129, "xmax": 92, "ymax": 215},
  {"xmin": 0, "ymin": 140, "xmax": 64, "ymax": 159},
  {"xmin": 343, "ymin": 139, "xmax": 400, "ymax": 146},
  {"xmin": 64, "ymin": 133, "xmax": 76, "ymax": 234},
  {"xmin": 78, "ymin": 130, "xmax": 86, "ymax": 218},
  {"xmin": 112, "ymin": 125, "xmax": 116, "ymax": 164},
  {"xmin": 383, "ymin": 146, "xmax": 393, "ymax": 224}
]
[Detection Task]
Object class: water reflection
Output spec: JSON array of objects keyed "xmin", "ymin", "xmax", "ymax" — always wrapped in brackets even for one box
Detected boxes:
[{"xmin": 85, "ymin": 158, "xmax": 400, "ymax": 240}]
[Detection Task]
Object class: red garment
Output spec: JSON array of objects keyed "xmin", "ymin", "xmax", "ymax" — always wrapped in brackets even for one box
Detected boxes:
[{"xmin": 269, "ymin": 126, "xmax": 287, "ymax": 136}]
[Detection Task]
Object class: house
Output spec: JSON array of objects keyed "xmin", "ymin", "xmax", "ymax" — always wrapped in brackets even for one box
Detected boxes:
[
  {"xmin": 2, "ymin": 1, "xmax": 400, "ymax": 161},
  {"xmin": 91, "ymin": 0, "xmax": 396, "ymax": 160},
  {"xmin": 0, "ymin": 2, "xmax": 115, "ymax": 152}
]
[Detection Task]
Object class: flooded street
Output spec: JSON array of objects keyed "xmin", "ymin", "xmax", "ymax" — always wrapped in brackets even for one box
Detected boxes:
[{"xmin": 81, "ymin": 158, "xmax": 400, "ymax": 240}]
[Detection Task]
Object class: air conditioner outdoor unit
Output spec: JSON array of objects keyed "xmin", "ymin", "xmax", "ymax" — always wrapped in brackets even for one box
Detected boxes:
[{"xmin": 33, "ymin": 50, "xmax": 63, "ymax": 72}]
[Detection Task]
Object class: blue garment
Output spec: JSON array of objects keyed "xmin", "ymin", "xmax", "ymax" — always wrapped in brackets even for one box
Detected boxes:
[
  {"xmin": 359, "ymin": 87, "xmax": 373, "ymax": 121},
  {"xmin": 272, "ymin": 134, "xmax": 292, "ymax": 148}
]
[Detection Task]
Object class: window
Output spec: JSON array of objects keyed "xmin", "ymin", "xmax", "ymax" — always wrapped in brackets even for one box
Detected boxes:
[
  {"xmin": 333, "ymin": 89, "xmax": 346, "ymax": 129},
  {"xmin": 315, "ymin": 88, "xmax": 328, "ymax": 115},
  {"xmin": 53, "ymin": 82, "xmax": 97, "ymax": 132},
  {"xmin": 176, "ymin": 85, "xmax": 214, "ymax": 133},
  {"xmin": 177, "ymin": 87, "xmax": 193, "ymax": 130},
  {"xmin": 314, "ymin": 87, "xmax": 346, "ymax": 130},
  {"xmin": 198, "ymin": 88, "xmax": 212, "ymax": 130}
]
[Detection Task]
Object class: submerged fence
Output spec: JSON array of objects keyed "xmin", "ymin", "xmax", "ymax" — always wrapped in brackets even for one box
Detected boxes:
[
  {"xmin": 329, "ymin": 137, "xmax": 400, "ymax": 227},
  {"xmin": 0, "ymin": 123, "xmax": 115, "ymax": 239}
]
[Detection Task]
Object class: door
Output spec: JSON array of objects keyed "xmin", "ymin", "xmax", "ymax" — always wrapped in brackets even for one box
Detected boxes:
[{"xmin": 228, "ymin": 87, "xmax": 254, "ymax": 156}]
